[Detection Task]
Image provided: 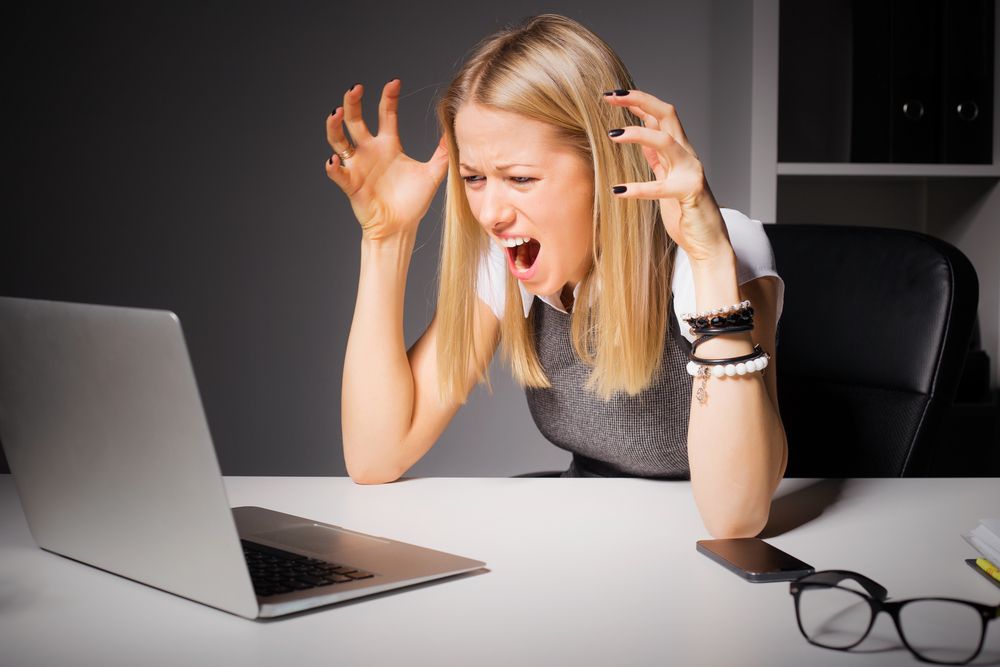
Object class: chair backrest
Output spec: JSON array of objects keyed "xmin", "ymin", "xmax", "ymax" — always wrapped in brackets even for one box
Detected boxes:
[{"xmin": 763, "ymin": 224, "xmax": 978, "ymax": 477}]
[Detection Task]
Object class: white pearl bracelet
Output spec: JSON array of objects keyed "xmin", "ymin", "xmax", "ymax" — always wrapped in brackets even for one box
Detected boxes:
[{"xmin": 686, "ymin": 353, "xmax": 770, "ymax": 378}]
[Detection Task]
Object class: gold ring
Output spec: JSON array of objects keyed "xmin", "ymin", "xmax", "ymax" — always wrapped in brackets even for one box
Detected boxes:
[{"xmin": 337, "ymin": 146, "xmax": 356, "ymax": 162}]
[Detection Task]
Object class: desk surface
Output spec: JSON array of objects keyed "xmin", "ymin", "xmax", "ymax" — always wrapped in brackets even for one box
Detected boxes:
[{"xmin": 1, "ymin": 475, "xmax": 998, "ymax": 667}]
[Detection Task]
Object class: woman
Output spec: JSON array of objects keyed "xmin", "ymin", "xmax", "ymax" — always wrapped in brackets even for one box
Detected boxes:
[{"xmin": 326, "ymin": 14, "xmax": 787, "ymax": 538}]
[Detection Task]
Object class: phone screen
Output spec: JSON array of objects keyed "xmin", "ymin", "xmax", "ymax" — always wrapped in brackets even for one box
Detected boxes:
[{"xmin": 696, "ymin": 538, "xmax": 815, "ymax": 582}]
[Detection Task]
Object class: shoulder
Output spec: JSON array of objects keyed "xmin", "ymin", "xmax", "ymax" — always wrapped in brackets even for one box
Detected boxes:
[
  {"xmin": 671, "ymin": 208, "xmax": 784, "ymax": 343},
  {"xmin": 717, "ymin": 208, "xmax": 780, "ymax": 286}
]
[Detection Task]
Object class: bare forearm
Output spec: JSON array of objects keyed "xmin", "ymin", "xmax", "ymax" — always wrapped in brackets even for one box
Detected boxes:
[
  {"xmin": 341, "ymin": 232, "xmax": 417, "ymax": 482},
  {"xmin": 686, "ymin": 252, "xmax": 786, "ymax": 537}
]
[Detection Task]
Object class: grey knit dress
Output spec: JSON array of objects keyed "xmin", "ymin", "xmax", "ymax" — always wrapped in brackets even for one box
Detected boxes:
[{"xmin": 524, "ymin": 296, "xmax": 693, "ymax": 479}]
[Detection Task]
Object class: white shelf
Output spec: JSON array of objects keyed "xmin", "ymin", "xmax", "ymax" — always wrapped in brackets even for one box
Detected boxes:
[{"xmin": 777, "ymin": 163, "xmax": 1000, "ymax": 178}]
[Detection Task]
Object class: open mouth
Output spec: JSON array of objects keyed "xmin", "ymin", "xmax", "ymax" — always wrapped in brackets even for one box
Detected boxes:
[{"xmin": 507, "ymin": 239, "xmax": 541, "ymax": 273}]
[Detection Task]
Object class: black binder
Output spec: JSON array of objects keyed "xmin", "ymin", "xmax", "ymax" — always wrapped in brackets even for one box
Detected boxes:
[
  {"xmin": 841, "ymin": 0, "xmax": 995, "ymax": 164},
  {"xmin": 942, "ymin": 0, "xmax": 994, "ymax": 164},
  {"xmin": 888, "ymin": 0, "xmax": 942, "ymax": 163},
  {"xmin": 850, "ymin": 0, "xmax": 893, "ymax": 162}
]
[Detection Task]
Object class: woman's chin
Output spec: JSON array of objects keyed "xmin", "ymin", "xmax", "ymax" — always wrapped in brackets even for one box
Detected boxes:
[{"xmin": 524, "ymin": 278, "xmax": 560, "ymax": 298}]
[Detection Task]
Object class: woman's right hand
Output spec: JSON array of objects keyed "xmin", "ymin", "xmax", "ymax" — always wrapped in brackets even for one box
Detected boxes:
[{"xmin": 325, "ymin": 80, "xmax": 450, "ymax": 241}]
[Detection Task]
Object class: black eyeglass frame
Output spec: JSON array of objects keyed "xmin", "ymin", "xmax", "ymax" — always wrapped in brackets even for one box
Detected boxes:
[{"xmin": 789, "ymin": 570, "xmax": 1000, "ymax": 666}]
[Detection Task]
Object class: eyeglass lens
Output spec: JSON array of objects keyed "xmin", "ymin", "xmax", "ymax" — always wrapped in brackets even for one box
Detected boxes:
[
  {"xmin": 898, "ymin": 599, "xmax": 983, "ymax": 664},
  {"xmin": 798, "ymin": 587, "xmax": 985, "ymax": 664},
  {"xmin": 797, "ymin": 586, "xmax": 873, "ymax": 649}
]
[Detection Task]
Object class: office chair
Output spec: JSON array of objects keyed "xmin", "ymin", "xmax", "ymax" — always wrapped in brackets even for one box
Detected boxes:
[{"xmin": 764, "ymin": 224, "xmax": 979, "ymax": 477}]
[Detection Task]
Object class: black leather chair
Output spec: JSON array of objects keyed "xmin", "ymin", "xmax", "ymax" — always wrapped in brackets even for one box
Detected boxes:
[{"xmin": 765, "ymin": 224, "xmax": 979, "ymax": 477}]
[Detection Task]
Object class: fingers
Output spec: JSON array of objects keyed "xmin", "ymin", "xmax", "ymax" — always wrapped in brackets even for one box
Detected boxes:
[
  {"xmin": 377, "ymin": 79, "xmax": 400, "ymax": 138},
  {"xmin": 607, "ymin": 127, "xmax": 706, "ymax": 201},
  {"xmin": 603, "ymin": 89, "xmax": 696, "ymax": 157},
  {"xmin": 627, "ymin": 105, "xmax": 660, "ymax": 131},
  {"xmin": 610, "ymin": 179, "xmax": 674, "ymax": 200},
  {"xmin": 609, "ymin": 169, "xmax": 708, "ymax": 203},
  {"xmin": 424, "ymin": 135, "xmax": 450, "ymax": 186},
  {"xmin": 640, "ymin": 145, "xmax": 666, "ymax": 180},
  {"xmin": 324, "ymin": 153, "xmax": 350, "ymax": 191},
  {"xmin": 607, "ymin": 125, "xmax": 696, "ymax": 172},
  {"xmin": 626, "ymin": 107, "xmax": 668, "ymax": 177},
  {"xmin": 326, "ymin": 107, "xmax": 349, "ymax": 152},
  {"xmin": 343, "ymin": 83, "xmax": 373, "ymax": 144}
]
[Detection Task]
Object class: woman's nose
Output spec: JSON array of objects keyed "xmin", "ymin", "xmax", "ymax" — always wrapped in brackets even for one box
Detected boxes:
[{"xmin": 477, "ymin": 183, "xmax": 515, "ymax": 228}]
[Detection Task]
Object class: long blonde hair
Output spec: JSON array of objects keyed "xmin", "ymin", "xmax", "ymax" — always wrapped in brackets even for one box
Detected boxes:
[{"xmin": 436, "ymin": 14, "xmax": 675, "ymax": 403}]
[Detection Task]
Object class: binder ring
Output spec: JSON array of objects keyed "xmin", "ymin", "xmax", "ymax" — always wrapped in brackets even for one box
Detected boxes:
[
  {"xmin": 956, "ymin": 101, "xmax": 979, "ymax": 123},
  {"xmin": 902, "ymin": 100, "xmax": 925, "ymax": 121}
]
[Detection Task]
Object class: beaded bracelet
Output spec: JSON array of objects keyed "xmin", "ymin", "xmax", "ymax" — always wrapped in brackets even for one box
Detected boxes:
[
  {"xmin": 685, "ymin": 310, "xmax": 754, "ymax": 341},
  {"xmin": 686, "ymin": 345, "xmax": 770, "ymax": 377},
  {"xmin": 682, "ymin": 300, "xmax": 754, "ymax": 329},
  {"xmin": 686, "ymin": 346, "xmax": 771, "ymax": 404},
  {"xmin": 684, "ymin": 298, "xmax": 764, "ymax": 405}
]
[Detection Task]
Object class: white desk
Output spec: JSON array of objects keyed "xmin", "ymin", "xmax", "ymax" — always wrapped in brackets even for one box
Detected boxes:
[{"xmin": 1, "ymin": 475, "xmax": 998, "ymax": 666}]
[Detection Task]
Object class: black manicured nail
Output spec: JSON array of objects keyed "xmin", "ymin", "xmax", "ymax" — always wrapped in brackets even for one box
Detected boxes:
[
  {"xmin": 328, "ymin": 157, "xmax": 333, "ymax": 165},
  {"xmin": 602, "ymin": 90, "xmax": 615, "ymax": 96},
  {"xmin": 608, "ymin": 128, "xmax": 625, "ymax": 137},
  {"xmin": 612, "ymin": 185, "xmax": 627, "ymax": 194},
  {"xmin": 613, "ymin": 89, "xmax": 630, "ymax": 96}
]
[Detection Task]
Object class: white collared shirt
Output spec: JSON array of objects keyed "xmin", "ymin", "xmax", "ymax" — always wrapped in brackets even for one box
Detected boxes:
[{"xmin": 476, "ymin": 208, "xmax": 784, "ymax": 343}]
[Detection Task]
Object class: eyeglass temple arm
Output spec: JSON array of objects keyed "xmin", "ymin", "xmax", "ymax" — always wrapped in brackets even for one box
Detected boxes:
[{"xmin": 801, "ymin": 570, "xmax": 889, "ymax": 601}]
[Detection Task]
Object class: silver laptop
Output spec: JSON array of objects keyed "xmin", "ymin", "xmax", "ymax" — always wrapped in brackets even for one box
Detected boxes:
[{"xmin": 0, "ymin": 296, "xmax": 485, "ymax": 619}]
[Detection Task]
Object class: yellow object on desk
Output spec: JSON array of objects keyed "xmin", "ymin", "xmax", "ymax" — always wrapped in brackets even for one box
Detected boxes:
[
  {"xmin": 965, "ymin": 558, "xmax": 1000, "ymax": 590},
  {"xmin": 977, "ymin": 558, "xmax": 1000, "ymax": 582}
]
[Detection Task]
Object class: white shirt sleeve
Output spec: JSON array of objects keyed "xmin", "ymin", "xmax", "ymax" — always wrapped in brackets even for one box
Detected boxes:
[
  {"xmin": 671, "ymin": 208, "xmax": 785, "ymax": 344},
  {"xmin": 476, "ymin": 241, "xmax": 507, "ymax": 321}
]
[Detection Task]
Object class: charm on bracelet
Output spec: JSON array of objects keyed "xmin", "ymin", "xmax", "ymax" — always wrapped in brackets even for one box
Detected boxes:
[
  {"xmin": 694, "ymin": 365, "xmax": 712, "ymax": 404},
  {"xmin": 686, "ymin": 349, "xmax": 770, "ymax": 405}
]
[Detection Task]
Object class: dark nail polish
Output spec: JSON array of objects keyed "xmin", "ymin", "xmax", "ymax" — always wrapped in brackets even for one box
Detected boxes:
[
  {"xmin": 608, "ymin": 128, "xmax": 625, "ymax": 137},
  {"xmin": 612, "ymin": 185, "xmax": 627, "ymax": 194},
  {"xmin": 613, "ymin": 89, "xmax": 630, "ymax": 96},
  {"xmin": 602, "ymin": 90, "xmax": 615, "ymax": 96},
  {"xmin": 328, "ymin": 157, "xmax": 333, "ymax": 165}
]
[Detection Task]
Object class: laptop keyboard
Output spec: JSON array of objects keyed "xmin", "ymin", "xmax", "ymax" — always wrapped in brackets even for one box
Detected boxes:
[{"xmin": 241, "ymin": 539, "xmax": 375, "ymax": 598}]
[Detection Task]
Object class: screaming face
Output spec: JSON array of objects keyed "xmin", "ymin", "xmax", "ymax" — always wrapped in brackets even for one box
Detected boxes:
[{"xmin": 454, "ymin": 104, "xmax": 595, "ymax": 300}]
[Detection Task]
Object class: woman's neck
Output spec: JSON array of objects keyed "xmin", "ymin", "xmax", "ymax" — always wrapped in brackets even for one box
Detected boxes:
[{"xmin": 560, "ymin": 283, "xmax": 575, "ymax": 312}]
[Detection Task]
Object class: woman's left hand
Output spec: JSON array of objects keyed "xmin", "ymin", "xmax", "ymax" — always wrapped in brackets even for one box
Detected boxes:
[{"xmin": 602, "ymin": 89, "xmax": 731, "ymax": 264}]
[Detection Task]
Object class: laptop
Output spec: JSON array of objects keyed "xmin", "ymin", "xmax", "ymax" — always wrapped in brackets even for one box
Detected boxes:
[{"xmin": 0, "ymin": 296, "xmax": 485, "ymax": 619}]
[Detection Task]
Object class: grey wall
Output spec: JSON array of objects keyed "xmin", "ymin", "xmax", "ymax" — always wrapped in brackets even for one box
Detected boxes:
[{"xmin": 4, "ymin": 1, "xmax": 722, "ymax": 477}]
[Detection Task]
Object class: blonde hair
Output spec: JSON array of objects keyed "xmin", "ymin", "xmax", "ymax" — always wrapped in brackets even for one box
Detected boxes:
[{"xmin": 436, "ymin": 13, "xmax": 675, "ymax": 403}]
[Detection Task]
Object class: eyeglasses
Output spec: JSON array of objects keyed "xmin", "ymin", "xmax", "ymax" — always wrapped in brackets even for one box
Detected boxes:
[{"xmin": 789, "ymin": 570, "xmax": 1000, "ymax": 665}]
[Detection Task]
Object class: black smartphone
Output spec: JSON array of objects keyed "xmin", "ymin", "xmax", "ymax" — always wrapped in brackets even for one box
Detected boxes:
[{"xmin": 696, "ymin": 538, "xmax": 815, "ymax": 583}]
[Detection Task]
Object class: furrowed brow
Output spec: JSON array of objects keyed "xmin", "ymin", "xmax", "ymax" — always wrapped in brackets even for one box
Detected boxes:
[{"xmin": 459, "ymin": 162, "xmax": 538, "ymax": 171}]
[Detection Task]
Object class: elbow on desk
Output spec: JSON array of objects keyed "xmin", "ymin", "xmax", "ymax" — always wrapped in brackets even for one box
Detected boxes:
[
  {"xmin": 342, "ymin": 434, "xmax": 406, "ymax": 484},
  {"xmin": 345, "ymin": 458, "xmax": 403, "ymax": 485},
  {"xmin": 703, "ymin": 510, "xmax": 769, "ymax": 539},
  {"xmin": 347, "ymin": 467, "xmax": 401, "ymax": 485}
]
